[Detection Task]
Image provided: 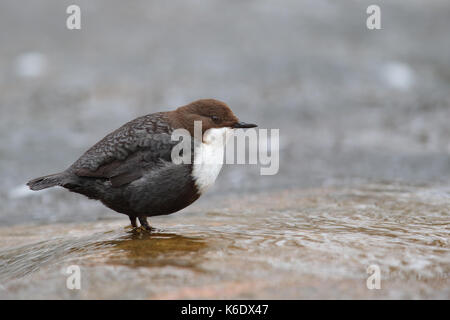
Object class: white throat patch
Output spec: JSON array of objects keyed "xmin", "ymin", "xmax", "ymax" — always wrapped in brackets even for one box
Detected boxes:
[{"xmin": 192, "ymin": 128, "xmax": 233, "ymax": 194}]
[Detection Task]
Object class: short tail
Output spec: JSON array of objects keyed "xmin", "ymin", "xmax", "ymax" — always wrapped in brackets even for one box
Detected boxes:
[{"xmin": 27, "ymin": 173, "xmax": 65, "ymax": 191}]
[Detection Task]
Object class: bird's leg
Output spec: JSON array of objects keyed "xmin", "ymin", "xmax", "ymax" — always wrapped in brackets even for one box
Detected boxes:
[
  {"xmin": 129, "ymin": 216, "xmax": 137, "ymax": 228},
  {"xmin": 138, "ymin": 216, "xmax": 153, "ymax": 231}
]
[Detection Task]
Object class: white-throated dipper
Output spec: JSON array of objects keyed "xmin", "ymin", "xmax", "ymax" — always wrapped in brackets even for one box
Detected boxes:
[{"xmin": 27, "ymin": 99, "xmax": 257, "ymax": 230}]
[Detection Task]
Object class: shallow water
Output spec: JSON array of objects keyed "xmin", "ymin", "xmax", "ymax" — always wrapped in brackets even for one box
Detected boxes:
[
  {"xmin": 0, "ymin": 183, "xmax": 448, "ymax": 299},
  {"xmin": 1, "ymin": 0, "xmax": 450, "ymax": 300}
]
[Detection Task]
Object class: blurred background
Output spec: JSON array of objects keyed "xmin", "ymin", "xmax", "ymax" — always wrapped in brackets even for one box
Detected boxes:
[
  {"xmin": 0, "ymin": 0, "xmax": 449, "ymax": 300},
  {"xmin": 0, "ymin": 0, "xmax": 449, "ymax": 223}
]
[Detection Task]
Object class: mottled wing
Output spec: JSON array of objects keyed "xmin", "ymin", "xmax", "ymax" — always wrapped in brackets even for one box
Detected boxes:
[{"xmin": 70, "ymin": 112, "xmax": 178, "ymax": 187}]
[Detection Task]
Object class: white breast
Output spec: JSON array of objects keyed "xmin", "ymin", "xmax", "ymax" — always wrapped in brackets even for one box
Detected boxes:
[{"xmin": 192, "ymin": 128, "xmax": 233, "ymax": 194}]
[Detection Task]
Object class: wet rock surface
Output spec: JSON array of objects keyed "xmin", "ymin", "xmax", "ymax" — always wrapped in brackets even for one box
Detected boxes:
[{"xmin": 0, "ymin": 184, "xmax": 448, "ymax": 299}]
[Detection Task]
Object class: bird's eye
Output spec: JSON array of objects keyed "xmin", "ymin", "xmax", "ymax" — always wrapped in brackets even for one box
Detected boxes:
[{"xmin": 211, "ymin": 115, "xmax": 219, "ymax": 122}]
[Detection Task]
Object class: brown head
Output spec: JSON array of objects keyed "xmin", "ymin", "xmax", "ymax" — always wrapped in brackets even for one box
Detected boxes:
[{"xmin": 169, "ymin": 99, "xmax": 257, "ymax": 136}]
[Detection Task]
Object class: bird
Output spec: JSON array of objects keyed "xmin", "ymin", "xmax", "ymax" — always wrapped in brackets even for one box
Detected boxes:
[{"xmin": 27, "ymin": 99, "xmax": 257, "ymax": 230}]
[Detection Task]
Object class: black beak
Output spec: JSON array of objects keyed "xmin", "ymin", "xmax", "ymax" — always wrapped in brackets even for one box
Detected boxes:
[{"xmin": 233, "ymin": 121, "xmax": 257, "ymax": 128}]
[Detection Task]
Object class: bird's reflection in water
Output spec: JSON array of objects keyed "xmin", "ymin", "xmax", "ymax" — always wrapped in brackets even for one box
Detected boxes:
[
  {"xmin": 0, "ymin": 227, "xmax": 208, "ymax": 281},
  {"xmin": 101, "ymin": 228, "xmax": 208, "ymax": 270}
]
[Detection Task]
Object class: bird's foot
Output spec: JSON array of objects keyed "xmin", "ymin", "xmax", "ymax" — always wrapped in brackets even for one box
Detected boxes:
[
  {"xmin": 127, "ymin": 216, "xmax": 155, "ymax": 232},
  {"xmin": 138, "ymin": 216, "xmax": 155, "ymax": 232},
  {"xmin": 129, "ymin": 216, "xmax": 138, "ymax": 228},
  {"xmin": 133, "ymin": 226, "xmax": 156, "ymax": 233}
]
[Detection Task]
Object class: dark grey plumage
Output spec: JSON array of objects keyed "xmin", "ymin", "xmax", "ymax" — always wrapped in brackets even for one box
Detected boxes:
[
  {"xmin": 71, "ymin": 112, "xmax": 174, "ymax": 173},
  {"xmin": 27, "ymin": 99, "xmax": 256, "ymax": 230},
  {"xmin": 28, "ymin": 112, "xmax": 198, "ymax": 222}
]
